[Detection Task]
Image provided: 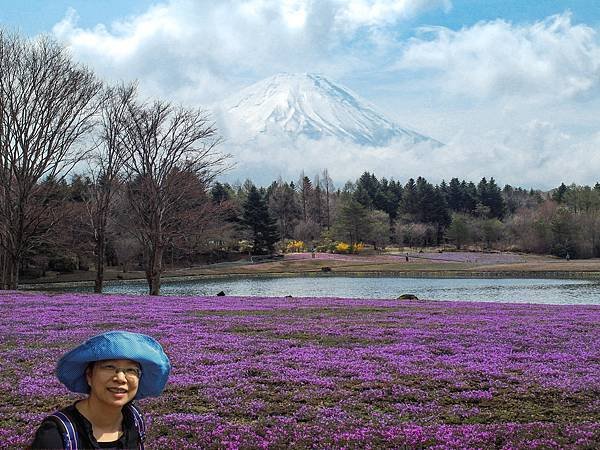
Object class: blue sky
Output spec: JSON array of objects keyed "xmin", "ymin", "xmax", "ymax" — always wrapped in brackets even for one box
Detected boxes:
[
  {"xmin": 1, "ymin": 1, "xmax": 600, "ymax": 187},
  {"xmin": 0, "ymin": 1, "xmax": 151, "ymax": 35},
  {"xmin": 3, "ymin": 1, "xmax": 600, "ymax": 39},
  {"xmin": 419, "ymin": 1, "xmax": 600, "ymax": 29}
]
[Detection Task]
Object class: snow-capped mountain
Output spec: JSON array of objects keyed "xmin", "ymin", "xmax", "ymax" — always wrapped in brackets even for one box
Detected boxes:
[{"xmin": 217, "ymin": 73, "xmax": 440, "ymax": 147}]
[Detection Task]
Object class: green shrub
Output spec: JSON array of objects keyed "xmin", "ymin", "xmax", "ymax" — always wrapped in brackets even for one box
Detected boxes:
[{"xmin": 49, "ymin": 256, "xmax": 77, "ymax": 273}]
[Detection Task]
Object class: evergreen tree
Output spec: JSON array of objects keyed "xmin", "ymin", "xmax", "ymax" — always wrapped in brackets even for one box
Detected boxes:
[
  {"xmin": 375, "ymin": 178, "xmax": 403, "ymax": 241},
  {"xmin": 401, "ymin": 178, "xmax": 419, "ymax": 217},
  {"xmin": 463, "ymin": 181, "xmax": 478, "ymax": 213},
  {"xmin": 373, "ymin": 179, "xmax": 389, "ymax": 213},
  {"xmin": 332, "ymin": 197, "xmax": 371, "ymax": 244},
  {"xmin": 353, "ymin": 183, "xmax": 373, "ymax": 209},
  {"xmin": 416, "ymin": 177, "xmax": 436, "ymax": 223},
  {"xmin": 298, "ymin": 173, "xmax": 313, "ymax": 221},
  {"xmin": 487, "ymin": 177, "xmax": 506, "ymax": 219},
  {"xmin": 552, "ymin": 182, "xmax": 568, "ymax": 203},
  {"xmin": 447, "ymin": 178, "xmax": 463, "ymax": 211},
  {"xmin": 432, "ymin": 186, "xmax": 451, "ymax": 227},
  {"xmin": 241, "ymin": 186, "xmax": 279, "ymax": 255},
  {"xmin": 438, "ymin": 180, "xmax": 449, "ymax": 205},
  {"xmin": 477, "ymin": 177, "xmax": 489, "ymax": 213},
  {"xmin": 267, "ymin": 179, "xmax": 301, "ymax": 239},
  {"xmin": 356, "ymin": 171, "xmax": 380, "ymax": 205},
  {"xmin": 477, "ymin": 177, "xmax": 505, "ymax": 219},
  {"xmin": 310, "ymin": 180, "xmax": 324, "ymax": 226},
  {"xmin": 375, "ymin": 178, "xmax": 402, "ymax": 219},
  {"xmin": 69, "ymin": 174, "xmax": 92, "ymax": 203},
  {"xmin": 211, "ymin": 182, "xmax": 232, "ymax": 204}
]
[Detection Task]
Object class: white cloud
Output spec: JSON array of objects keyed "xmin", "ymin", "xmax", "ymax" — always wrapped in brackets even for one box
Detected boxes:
[
  {"xmin": 51, "ymin": 0, "xmax": 450, "ymax": 104},
  {"xmin": 335, "ymin": 0, "xmax": 451, "ymax": 30},
  {"xmin": 219, "ymin": 118, "xmax": 600, "ymax": 190},
  {"xmin": 397, "ymin": 12, "xmax": 600, "ymax": 101}
]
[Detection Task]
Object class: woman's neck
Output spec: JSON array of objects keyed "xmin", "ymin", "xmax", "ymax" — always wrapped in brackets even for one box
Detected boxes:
[{"xmin": 76, "ymin": 398, "xmax": 123, "ymax": 439}]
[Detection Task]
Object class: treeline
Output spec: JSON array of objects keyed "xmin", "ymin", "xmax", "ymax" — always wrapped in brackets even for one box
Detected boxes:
[
  {"xmin": 16, "ymin": 170, "xmax": 599, "ymax": 292},
  {"xmin": 210, "ymin": 174, "xmax": 600, "ymax": 260}
]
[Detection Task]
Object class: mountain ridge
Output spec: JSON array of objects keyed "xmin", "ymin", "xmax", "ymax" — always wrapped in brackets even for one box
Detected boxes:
[{"xmin": 217, "ymin": 73, "xmax": 441, "ymax": 147}]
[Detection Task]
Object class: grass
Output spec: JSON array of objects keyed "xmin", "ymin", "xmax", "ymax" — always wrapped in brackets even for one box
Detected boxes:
[{"xmin": 21, "ymin": 251, "xmax": 600, "ymax": 288}]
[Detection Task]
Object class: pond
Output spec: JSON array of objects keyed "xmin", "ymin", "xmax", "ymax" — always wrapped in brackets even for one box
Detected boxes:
[{"xmin": 32, "ymin": 276, "xmax": 600, "ymax": 305}]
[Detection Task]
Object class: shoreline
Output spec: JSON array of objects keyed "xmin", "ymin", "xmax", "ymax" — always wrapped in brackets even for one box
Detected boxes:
[
  {"xmin": 20, "ymin": 268, "xmax": 600, "ymax": 290},
  {"xmin": 17, "ymin": 252, "xmax": 600, "ymax": 289}
]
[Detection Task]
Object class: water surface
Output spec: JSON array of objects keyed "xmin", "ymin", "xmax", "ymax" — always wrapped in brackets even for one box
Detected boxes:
[{"xmin": 38, "ymin": 276, "xmax": 600, "ymax": 305}]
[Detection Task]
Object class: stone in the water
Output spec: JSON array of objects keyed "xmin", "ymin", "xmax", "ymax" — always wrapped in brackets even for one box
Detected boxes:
[
  {"xmin": 216, "ymin": 291, "xmax": 226, "ymax": 296},
  {"xmin": 284, "ymin": 295, "xmax": 293, "ymax": 298},
  {"xmin": 321, "ymin": 266, "xmax": 332, "ymax": 272},
  {"xmin": 398, "ymin": 294, "xmax": 419, "ymax": 300}
]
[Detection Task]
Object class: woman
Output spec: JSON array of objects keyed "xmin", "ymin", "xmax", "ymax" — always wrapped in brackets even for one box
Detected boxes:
[{"xmin": 31, "ymin": 330, "xmax": 171, "ymax": 449}]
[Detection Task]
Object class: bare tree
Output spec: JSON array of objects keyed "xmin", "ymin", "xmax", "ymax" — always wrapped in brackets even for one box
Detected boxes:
[
  {"xmin": 0, "ymin": 31, "xmax": 102, "ymax": 289},
  {"xmin": 119, "ymin": 97, "xmax": 226, "ymax": 295},
  {"xmin": 85, "ymin": 83, "xmax": 136, "ymax": 293}
]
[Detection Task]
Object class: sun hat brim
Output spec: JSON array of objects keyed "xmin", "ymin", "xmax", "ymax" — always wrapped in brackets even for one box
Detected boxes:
[{"xmin": 56, "ymin": 330, "xmax": 171, "ymax": 399}]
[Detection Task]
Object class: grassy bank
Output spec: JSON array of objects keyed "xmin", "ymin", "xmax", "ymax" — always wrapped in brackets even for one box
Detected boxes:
[{"xmin": 20, "ymin": 252, "xmax": 600, "ymax": 288}]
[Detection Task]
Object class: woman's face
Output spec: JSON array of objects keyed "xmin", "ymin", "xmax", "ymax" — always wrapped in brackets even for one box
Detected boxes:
[{"xmin": 86, "ymin": 359, "xmax": 141, "ymax": 407}]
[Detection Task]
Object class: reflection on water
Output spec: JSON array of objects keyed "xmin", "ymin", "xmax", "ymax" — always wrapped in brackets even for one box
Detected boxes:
[{"xmin": 41, "ymin": 276, "xmax": 600, "ymax": 305}]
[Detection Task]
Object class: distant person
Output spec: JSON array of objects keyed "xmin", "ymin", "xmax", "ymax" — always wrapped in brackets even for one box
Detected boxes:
[
  {"xmin": 30, "ymin": 331, "xmax": 170, "ymax": 449},
  {"xmin": 405, "ymin": 253, "xmax": 409, "ymax": 262},
  {"xmin": 566, "ymin": 252, "xmax": 570, "ymax": 261}
]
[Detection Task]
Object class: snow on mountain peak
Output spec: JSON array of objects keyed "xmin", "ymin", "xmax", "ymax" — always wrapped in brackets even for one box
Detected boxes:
[{"xmin": 220, "ymin": 72, "xmax": 439, "ymax": 147}]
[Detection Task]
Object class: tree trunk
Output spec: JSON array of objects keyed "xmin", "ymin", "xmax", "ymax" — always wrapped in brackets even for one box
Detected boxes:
[
  {"xmin": 0, "ymin": 251, "xmax": 9, "ymax": 290},
  {"xmin": 94, "ymin": 229, "xmax": 105, "ymax": 293},
  {"xmin": 0, "ymin": 248, "xmax": 7, "ymax": 290},
  {"xmin": 146, "ymin": 244, "xmax": 163, "ymax": 296},
  {"xmin": 8, "ymin": 252, "xmax": 19, "ymax": 290},
  {"xmin": 0, "ymin": 242, "xmax": 20, "ymax": 290}
]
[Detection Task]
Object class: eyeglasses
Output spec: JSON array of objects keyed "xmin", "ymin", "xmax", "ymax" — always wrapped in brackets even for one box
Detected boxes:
[{"xmin": 97, "ymin": 363, "xmax": 142, "ymax": 380}]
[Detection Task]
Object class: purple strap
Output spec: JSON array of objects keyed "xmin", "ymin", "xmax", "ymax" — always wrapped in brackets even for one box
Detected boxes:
[
  {"xmin": 127, "ymin": 403, "xmax": 146, "ymax": 450},
  {"xmin": 50, "ymin": 411, "xmax": 78, "ymax": 450}
]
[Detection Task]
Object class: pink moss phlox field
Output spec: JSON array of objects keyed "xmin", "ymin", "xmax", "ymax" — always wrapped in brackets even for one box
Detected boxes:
[
  {"xmin": 284, "ymin": 251, "xmax": 524, "ymax": 264},
  {"xmin": 405, "ymin": 252, "xmax": 525, "ymax": 264},
  {"xmin": 1, "ymin": 291, "xmax": 599, "ymax": 449}
]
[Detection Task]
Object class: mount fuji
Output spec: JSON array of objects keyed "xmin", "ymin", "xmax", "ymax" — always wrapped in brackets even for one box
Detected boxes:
[{"xmin": 215, "ymin": 73, "xmax": 441, "ymax": 148}]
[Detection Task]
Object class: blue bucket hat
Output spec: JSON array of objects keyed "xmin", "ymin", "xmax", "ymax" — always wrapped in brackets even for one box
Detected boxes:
[{"xmin": 56, "ymin": 331, "xmax": 171, "ymax": 399}]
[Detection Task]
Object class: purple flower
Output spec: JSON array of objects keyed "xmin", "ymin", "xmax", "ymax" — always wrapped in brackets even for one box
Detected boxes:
[{"xmin": 1, "ymin": 291, "xmax": 598, "ymax": 448}]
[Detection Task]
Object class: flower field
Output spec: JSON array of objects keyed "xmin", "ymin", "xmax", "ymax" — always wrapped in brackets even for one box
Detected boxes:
[
  {"xmin": 284, "ymin": 251, "xmax": 524, "ymax": 265},
  {"xmin": 1, "ymin": 291, "xmax": 599, "ymax": 449}
]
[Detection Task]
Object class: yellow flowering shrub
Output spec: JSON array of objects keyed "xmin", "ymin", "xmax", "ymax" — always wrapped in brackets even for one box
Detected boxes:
[
  {"xmin": 335, "ymin": 242, "xmax": 350, "ymax": 253},
  {"xmin": 286, "ymin": 240, "xmax": 306, "ymax": 253},
  {"xmin": 354, "ymin": 242, "xmax": 365, "ymax": 253}
]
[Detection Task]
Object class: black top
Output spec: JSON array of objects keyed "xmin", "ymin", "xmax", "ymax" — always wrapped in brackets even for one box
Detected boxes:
[{"xmin": 30, "ymin": 402, "xmax": 142, "ymax": 449}]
